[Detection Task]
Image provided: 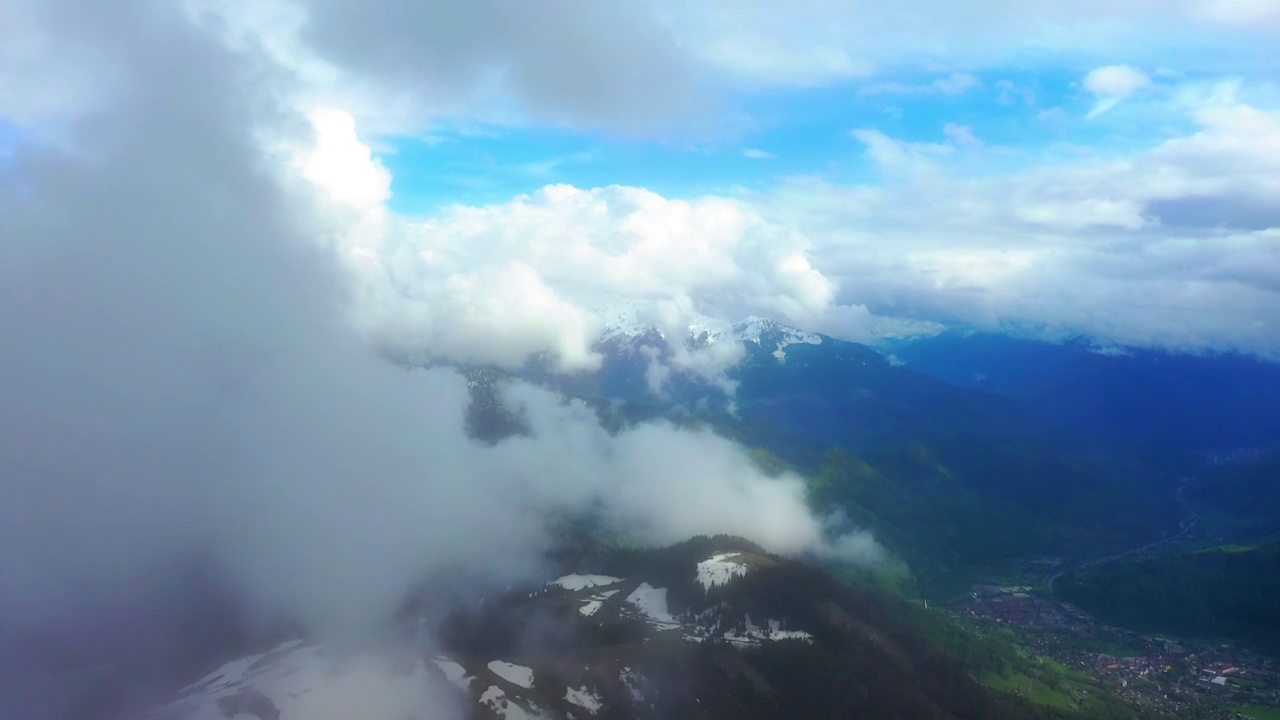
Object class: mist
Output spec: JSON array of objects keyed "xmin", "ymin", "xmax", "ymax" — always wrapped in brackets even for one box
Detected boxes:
[{"xmin": 0, "ymin": 1, "xmax": 877, "ymax": 716}]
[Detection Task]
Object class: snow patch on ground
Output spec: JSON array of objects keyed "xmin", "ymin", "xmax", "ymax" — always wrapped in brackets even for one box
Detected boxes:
[
  {"xmin": 550, "ymin": 574, "xmax": 623, "ymax": 591},
  {"xmin": 722, "ymin": 615, "xmax": 814, "ymax": 646},
  {"xmin": 144, "ymin": 642, "xmax": 444, "ymax": 720},
  {"xmin": 624, "ymin": 583, "xmax": 680, "ymax": 630},
  {"xmin": 431, "ymin": 657, "xmax": 473, "ymax": 690},
  {"xmin": 181, "ymin": 650, "xmax": 267, "ymax": 694},
  {"xmin": 480, "ymin": 684, "xmax": 538, "ymax": 720},
  {"xmin": 578, "ymin": 589, "xmax": 619, "ymax": 617},
  {"xmin": 696, "ymin": 552, "xmax": 750, "ymax": 591},
  {"xmin": 565, "ymin": 685, "xmax": 603, "ymax": 714},
  {"xmin": 488, "ymin": 660, "xmax": 535, "ymax": 689}
]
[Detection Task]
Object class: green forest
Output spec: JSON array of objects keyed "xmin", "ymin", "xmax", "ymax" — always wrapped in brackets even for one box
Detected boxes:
[{"xmin": 1057, "ymin": 542, "xmax": 1280, "ymax": 654}]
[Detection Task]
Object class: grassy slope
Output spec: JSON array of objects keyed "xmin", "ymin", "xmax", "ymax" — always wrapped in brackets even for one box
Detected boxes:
[{"xmin": 900, "ymin": 602, "xmax": 1152, "ymax": 719}]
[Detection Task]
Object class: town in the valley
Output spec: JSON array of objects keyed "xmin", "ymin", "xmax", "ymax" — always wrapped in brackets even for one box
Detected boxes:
[{"xmin": 951, "ymin": 583, "xmax": 1279, "ymax": 719}]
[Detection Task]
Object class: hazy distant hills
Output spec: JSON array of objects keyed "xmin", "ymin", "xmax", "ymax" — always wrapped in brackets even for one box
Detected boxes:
[
  {"xmin": 519, "ymin": 317, "xmax": 1034, "ymax": 451},
  {"xmin": 890, "ymin": 330, "xmax": 1280, "ymax": 453},
  {"xmin": 523, "ymin": 318, "xmax": 1280, "ymax": 456}
]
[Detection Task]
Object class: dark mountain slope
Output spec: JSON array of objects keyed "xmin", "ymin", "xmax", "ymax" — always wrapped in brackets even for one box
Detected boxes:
[{"xmin": 145, "ymin": 536, "xmax": 1142, "ymax": 720}]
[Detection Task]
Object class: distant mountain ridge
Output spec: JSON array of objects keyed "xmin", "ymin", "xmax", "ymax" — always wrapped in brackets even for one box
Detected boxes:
[
  {"xmin": 890, "ymin": 330, "xmax": 1280, "ymax": 453},
  {"xmin": 517, "ymin": 314, "xmax": 1029, "ymax": 450},
  {"xmin": 598, "ymin": 308, "xmax": 824, "ymax": 364}
]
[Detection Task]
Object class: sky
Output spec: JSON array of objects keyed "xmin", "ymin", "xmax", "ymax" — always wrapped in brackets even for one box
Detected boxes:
[
  {"xmin": 4, "ymin": 1, "xmax": 1280, "ymax": 372},
  {"xmin": 0, "ymin": 1, "xmax": 1276, "ymax": 716},
  {"xmin": 226, "ymin": 0, "xmax": 1280, "ymax": 367}
]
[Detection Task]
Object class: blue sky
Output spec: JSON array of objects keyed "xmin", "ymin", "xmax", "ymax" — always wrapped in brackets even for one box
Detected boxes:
[{"xmin": 378, "ymin": 65, "xmax": 1218, "ymax": 214}]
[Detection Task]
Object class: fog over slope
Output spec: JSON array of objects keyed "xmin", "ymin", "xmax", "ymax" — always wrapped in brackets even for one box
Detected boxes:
[{"xmin": 0, "ymin": 1, "xmax": 872, "ymax": 715}]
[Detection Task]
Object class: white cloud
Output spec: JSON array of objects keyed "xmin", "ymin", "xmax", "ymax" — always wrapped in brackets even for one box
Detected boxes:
[
  {"xmin": 702, "ymin": 38, "xmax": 875, "ymax": 87},
  {"xmin": 299, "ymin": 116, "xmax": 837, "ymax": 376},
  {"xmin": 666, "ymin": 0, "xmax": 1277, "ymax": 90},
  {"xmin": 1084, "ymin": 65, "xmax": 1153, "ymax": 118},
  {"xmin": 167, "ymin": 0, "xmax": 1277, "ymax": 139},
  {"xmin": 762, "ymin": 92, "xmax": 1280, "ymax": 358},
  {"xmin": 1192, "ymin": 0, "xmax": 1280, "ymax": 25},
  {"xmin": 861, "ymin": 72, "xmax": 981, "ymax": 96},
  {"xmin": 295, "ymin": 76, "xmax": 1280, "ymax": 368},
  {"xmin": 943, "ymin": 123, "xmax": 983, "ymax": 147},
  {"xmin": 1084, "ymin": 65, "xmax": 1153, "ymax": 97},
  {"xmin": 742, "ymin": 147, "xmax": 777, "ymax": 159},
  {"xmin": 933, "ymin": 72, "xmax": 982, "ymax": 95},
  {"xmin": 851, "ymin": 128, "xmax": 954, "ymax": 177},
  {"xmin": 995, "ymin": 79, "xmax": 1037, "ymax": 106}
]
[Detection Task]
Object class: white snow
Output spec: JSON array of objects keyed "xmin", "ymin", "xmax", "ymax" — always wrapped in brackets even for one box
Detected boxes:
[
  {"xmin": 577, "ymin": 589, "xmax": 619, "ymax": 617},
  {"xmin": 143, "ymin": 642, "xmax": 446, "ymax": 720},
  {"xmin": 722, "ymin": 616, "xmax": 814, "ymax": 646},
  {"xmin": 565, "ymin": 685, "xmax": 603, "ymax": 714},
  {"xmin": 770, "ymin": 630, "xmax": 814, "ymax": 642},
  {"xmin": 597, "ymin": 304, "xmax": 821, "ymax": 365},
  {"xmin": 624, "ymin": 583, "xmax": 680, "ymax": 630},
  {"xmin": 597, "ymin": 302, "xmax": 667, "ymax": 342},
  {"xmin": 180, "ymin": 650, "xmax": 266, "ymax": 693},
  {"xmin": 488, "ymin": 660, "xmax": 535, "ymax": 689},
  {"xmin": 734, "ymin": 315, "xmax": 822, "ymax": 363},
  {"xmin": 431, "ymin": 657, "xmax": 473, "ymax": 690},
  {"xmin": 480, "ymin": 685, "xmax": 537, "ymax": 720},
  {"xmin": 696, "ymin": 553, "xmax": 750, "ymax": 591},
  {"xmin": 549, "ymin": 574, "xmax": 623, "ymax": 591}
]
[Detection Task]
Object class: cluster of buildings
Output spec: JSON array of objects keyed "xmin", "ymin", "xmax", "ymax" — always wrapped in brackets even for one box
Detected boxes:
[{"xmin": 951, "ymin": 586, "xmax": 1280, "ymax": 718}]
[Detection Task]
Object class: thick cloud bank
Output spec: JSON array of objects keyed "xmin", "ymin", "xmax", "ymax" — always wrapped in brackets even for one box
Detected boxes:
[
  {"xmin": 763, "ymin": 91, "xmax": 1280, "ymax": 358},
  {"xmin": 0, "ymin": 2, "xmax": 875, "ymax": 715}
]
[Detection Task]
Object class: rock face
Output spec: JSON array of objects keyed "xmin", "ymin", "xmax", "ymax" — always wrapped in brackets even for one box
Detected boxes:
[{"xmin": 143, "ymin": 537, "xmax": 1017, "ymax": 720}]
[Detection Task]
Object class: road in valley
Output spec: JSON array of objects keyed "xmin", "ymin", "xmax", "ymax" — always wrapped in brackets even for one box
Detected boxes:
[{"xmin": 1045, "ymin": 478, "xmax": 1199, "ymax": 594}]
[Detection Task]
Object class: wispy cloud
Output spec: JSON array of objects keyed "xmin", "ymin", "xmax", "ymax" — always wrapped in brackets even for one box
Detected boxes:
[
  {"xmin": 742, "ymin": 147, "xmax": 777, "ymax": 159},
  {"xmin": 861, "ymin": 72, "xmax": 981, "ymax": 96},
  {"xmin": 1084, "ymin": 65, "xmax": 1153, "ymax": 118}
]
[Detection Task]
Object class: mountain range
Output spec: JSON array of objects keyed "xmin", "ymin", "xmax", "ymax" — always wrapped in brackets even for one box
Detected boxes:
[
  {"xmin": 82, "ymin": 319, "xmax": 1280, "ymax": 720},
  {"xmin": 517, "ymin": 313, "xmax": 1280, "ymax": 456}
]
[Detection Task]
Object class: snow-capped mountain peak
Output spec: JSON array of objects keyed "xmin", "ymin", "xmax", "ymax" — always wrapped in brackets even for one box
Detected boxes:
[
  {"xmin": 596, "ymin": 304, "xmax": 822, "ymax": 362},
  {"xmin": 729, "ymin": 316, "xmax": 822, "ymax": 361}
]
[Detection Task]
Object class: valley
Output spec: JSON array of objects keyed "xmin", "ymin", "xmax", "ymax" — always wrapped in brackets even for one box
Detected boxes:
[
  {"xmin": 943, "ymin": 468, "xmax": 1279, "ymax": 719},
  {"xmin": 950, "ymin": 583, "xmax": 1280, "ymax": 719}
]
